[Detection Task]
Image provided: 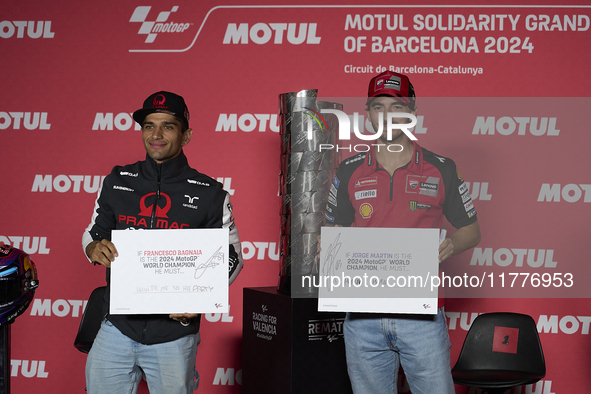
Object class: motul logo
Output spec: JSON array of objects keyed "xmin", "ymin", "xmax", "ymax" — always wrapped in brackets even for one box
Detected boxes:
[
  {"xmin": 10, "ymin": 360, "xmax": 48, "ymax": 378},
  {"xmin": 470, "ymin": 248, "xmax": 557, "ymax": 268},
  {"xmin": 30, "ymin": 299, "xmax": 86, "ymax": 317},
  {"xmin": 216, "ymin": 114, "xmax": 279, "ymax": 133},
  {"xmin": 0, "ymin": 236, "xmax": 50, "ymax": 255},
  {"xmin": 538, "ymin": 315, "xmax": 591, "ymax": 335},
  {"xmin": 538, "ymin": 183, "xmax": 591, "ymax": 203},
  {"xmin": 31, "ymin": 175, "xmax": 105, "ymax": 193},
  {"xmin": 213, "ymin": 368, "xmax": 242, "ymax": 386},
  {"xmin": 241, "ymin": 242, "xmax": 279, "ymax": 261},
  {"xmin": 92, "ymin": 113, "xmax": 141, "ymax": 131},
  {"xmin": 0, "ymin": 21, "xmax": 54, "ymax": 38},
  {"xmin": 0, "ymin": 112, "xmax": 50, "ymax": 130},
  {"xmin": 472, "ymin": 116, "xmax": 560, "ymax": 136},
  {"xmin": 223, "ymin": 23, "xmax": 321, "ymax": 44}
]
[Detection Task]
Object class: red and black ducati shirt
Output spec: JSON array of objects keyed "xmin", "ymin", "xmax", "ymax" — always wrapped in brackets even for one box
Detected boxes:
[{"xmin": 325, "ymin": 141, "xmax": 477, "ymax": 230}]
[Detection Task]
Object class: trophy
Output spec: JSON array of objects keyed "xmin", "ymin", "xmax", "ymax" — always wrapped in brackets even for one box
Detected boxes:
[{"xmin": 278, "ymin": 90, "xmax": 341, "ymax": 296}]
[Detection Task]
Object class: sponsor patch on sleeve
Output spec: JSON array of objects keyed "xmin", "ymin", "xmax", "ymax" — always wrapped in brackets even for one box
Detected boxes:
[
  {"xmin": 461, "ymin": 191, "xmax": 472, "ymax": 203},
  {"xmin": 332, "ymin": 175, "xmax": 340, "ymax": 188},
  {"xmin": 330, "ymin": 184, "xmax": 338, "ymax": 196},
  {"xmin": 458, "ymin": 182, "xmax": 468, "ymax": 194},
  {"xmin": 328, "ymin": 194, "xmax": 338, "ymax": 207},
  {"xmin": 464, "ymin": 201, "xmax": 474, "ymax": 212}
]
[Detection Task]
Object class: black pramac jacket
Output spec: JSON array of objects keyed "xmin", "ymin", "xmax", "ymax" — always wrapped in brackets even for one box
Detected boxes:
[{"xmin": 83, "ymin": 151, "xmax": 242, "ymax": 344}]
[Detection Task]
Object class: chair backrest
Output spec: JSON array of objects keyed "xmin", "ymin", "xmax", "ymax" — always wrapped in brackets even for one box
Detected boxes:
[
  {"xmin": 73, "ymin": 286, "xmax": 106, "ymax": 353},
  {"xmin": 453, "ymin": 312, "xmax": 545, "ymax": 377}
]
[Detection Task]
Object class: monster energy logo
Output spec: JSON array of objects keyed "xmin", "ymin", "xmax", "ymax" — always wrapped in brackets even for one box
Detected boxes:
[{"xmin": 409, "ymin": 201, "xmax": 431, "ymax": 211}]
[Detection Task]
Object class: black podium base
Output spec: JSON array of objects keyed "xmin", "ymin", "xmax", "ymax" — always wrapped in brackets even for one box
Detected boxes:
[{"xmin": 242, "ymin": 287, "xmax": 353, "ymax": 394}]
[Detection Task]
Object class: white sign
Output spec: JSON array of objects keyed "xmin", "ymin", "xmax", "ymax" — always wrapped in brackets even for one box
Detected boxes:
[
  {"xmin": 110, "ymin": 228, "xmax": 229, "ymax": 314},
  {"xmin": 317, "ymin": 227, "xmax": 440, "ymax": 314}
]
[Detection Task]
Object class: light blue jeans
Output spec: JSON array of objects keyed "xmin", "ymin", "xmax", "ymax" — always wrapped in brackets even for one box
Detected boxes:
[
  {"xmin": 344, "ymin": 308, "xmax": 455, "ymax": 394},
  {"xmin": 86, "ymin": 319, "xmax": 200, "ymax": 394}
]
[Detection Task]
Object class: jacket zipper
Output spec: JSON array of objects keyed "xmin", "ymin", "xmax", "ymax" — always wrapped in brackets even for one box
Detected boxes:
[
  {"xmin": 376, "ymin": 167, "xmax": 396, "ymax": 201},
  {"xmin": 145, "ymin": 162, "xmax": 162, "ymax": 342},
  {"xmin": 390, "ymin": 173, "xmax": 394, "ymax": 201},
  {"xmin": 149, "ymin": 163, "xmax": 163, "ymax": 229}
]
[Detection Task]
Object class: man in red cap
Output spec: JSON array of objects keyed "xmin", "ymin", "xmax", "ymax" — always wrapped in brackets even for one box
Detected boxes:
[
  {"xmin": 325, "ymin": 72, "xmax": 481, "ymax": 393},
  {"xmin": 82, "ymin": 91, "xmax": 243, "ymax": 394}
]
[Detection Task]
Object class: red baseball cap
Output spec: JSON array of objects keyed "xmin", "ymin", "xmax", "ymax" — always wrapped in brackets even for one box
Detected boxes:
[{"xmin": 367, "ymin": 71, "xmax": 416, "ymax": 106}]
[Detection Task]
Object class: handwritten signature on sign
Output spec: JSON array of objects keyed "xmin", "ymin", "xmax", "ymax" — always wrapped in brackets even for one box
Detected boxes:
[
  {"xmin": 194, "ymin": 246, "xmax": 224, "ymax": 279},
  {"xmin": 323, "ymin": 232, "xmax": 343, "ymax": 277}
]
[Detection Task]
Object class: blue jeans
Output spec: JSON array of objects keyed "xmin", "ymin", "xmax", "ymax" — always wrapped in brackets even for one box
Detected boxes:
[
  {"xmin": 86, "ymin": 319, "xmax": 200, "ymax": 394},
  {"xmin": 344, "ymin": 308, "xmax": 455, "ymax": 394}
]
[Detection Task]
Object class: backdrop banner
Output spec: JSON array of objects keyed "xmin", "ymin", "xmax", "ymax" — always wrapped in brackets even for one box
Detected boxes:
[{"xmin": 2, "ymin": 1, "xmax": 590, "ymax": 393}]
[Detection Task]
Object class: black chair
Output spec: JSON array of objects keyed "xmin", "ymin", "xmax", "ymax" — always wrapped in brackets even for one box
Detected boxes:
[
  {"xmin": 74, "ymin": 286, "xmax": 106, "ymax": 353},
  {"xmin": 451, "ymin": 312, "xmax": 545, "ymax": 394}
]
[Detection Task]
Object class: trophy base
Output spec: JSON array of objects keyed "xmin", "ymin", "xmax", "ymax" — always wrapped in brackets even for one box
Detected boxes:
[
  {"xmin": 277, "ymin": 275, "xmax": 319, "ymax": 298},
  {"xmin": 243, "ymin": 287, "xmax": 352, "ymax": 394}
]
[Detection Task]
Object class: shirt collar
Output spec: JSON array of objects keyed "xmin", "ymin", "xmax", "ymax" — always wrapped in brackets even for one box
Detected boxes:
[{"xmin": 360, "ymin": 140, "xmax": 424, "ymax": 176}]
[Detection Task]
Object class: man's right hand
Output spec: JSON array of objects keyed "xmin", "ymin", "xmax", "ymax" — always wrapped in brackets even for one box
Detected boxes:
[{"xmin": 86, "ymin": 239, "xmax": 118, "ymax": 268}]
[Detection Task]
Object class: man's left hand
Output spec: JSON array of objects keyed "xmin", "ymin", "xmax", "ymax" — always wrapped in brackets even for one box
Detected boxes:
[
  {"xmin": 438, "ymin": 238, "xmax": 454, "ymax": 263},
  {"xmin": 437, "ymin": 221, "xmax": 481, "ymax": 263}
]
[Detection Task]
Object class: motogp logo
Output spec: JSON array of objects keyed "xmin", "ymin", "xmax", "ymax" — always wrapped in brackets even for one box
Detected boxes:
[{"xmin": 130, "ymin": 6, "xmax": 191, "ymax": 43}]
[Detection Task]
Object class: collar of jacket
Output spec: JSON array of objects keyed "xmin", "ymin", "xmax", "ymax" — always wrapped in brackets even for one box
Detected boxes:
[
  {"xmin": 360, "ymin": 140, "xmax": 424, "ymax": 178},
  {"xmin": 143, "ymin": 150, "xmax": 190, "ymax": 180}
]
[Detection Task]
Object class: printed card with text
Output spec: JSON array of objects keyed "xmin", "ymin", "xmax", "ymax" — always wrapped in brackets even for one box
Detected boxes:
[
  {"xmin": 110, "ymin": 228, "xmax": 229, "ymax": 314},
  {"xmin": 318, "ymin": 227, "xmax": 439, "ymax": 314}
]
